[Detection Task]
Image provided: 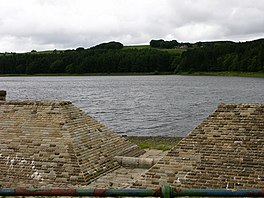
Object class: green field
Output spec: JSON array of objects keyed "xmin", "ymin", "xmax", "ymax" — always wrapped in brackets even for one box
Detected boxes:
[
  {"xmin": 123, "ymin": 45, "xmax": 150, "ymax": 49},
  {"xmin": 178, "ymin": 71, "xmax": 264, "ymax": 77},
  {"xmin": 159, "ymin": 48, "xmax": 187, "ymax": 55},
  {"xmin": 124, "ymin": 45, "xmax": 187, "ymax": 55}
]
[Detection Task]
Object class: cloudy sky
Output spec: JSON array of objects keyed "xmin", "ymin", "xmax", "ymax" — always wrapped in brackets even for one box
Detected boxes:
[{"xmin": 1, "ymin": 0, "xmax": 264, "ymax": 52}]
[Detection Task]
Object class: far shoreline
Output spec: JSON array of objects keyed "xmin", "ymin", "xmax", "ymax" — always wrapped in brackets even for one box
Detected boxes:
[
  {"xmin": 0, "ymin": 71, "xmax": 263, "ymax": 77},
  {"xmin": 177, "ymin": 71, "xmax": 264, "ymax": 78}
]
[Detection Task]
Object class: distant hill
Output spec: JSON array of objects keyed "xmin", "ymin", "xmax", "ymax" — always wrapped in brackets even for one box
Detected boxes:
[{"xmin": 0, "ymin": 39, "xmax": 263, "ymax": 75}]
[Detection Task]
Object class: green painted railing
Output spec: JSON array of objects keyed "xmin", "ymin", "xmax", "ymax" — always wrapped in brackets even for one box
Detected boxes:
[{"xmin": 0, "ymin": 185, "xmax": 264, "ymax": 197}]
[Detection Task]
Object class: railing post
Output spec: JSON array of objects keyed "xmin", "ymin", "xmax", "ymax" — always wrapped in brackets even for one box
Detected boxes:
[{"xmin": 161, "ymin": 185, "xmax": 173, "ymax": 198}]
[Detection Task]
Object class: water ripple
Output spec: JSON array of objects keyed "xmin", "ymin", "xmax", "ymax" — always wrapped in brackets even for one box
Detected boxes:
[{"xmin": 0, "ymin": 75, "xmax": 263, "ymax": 136}]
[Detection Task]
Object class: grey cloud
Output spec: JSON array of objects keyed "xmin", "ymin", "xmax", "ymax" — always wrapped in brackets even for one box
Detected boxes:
[
  {"xmin": 1, "ymin": 0, "xmax": 264, "ymax": 52},
  {"xmin": 165, "ymin": 0, "xmax": 264, "ymax": 39}
]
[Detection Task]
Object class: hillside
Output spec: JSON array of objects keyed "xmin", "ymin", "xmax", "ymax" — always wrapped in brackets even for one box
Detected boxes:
[{"xmin": 0, "ymin": 39, "xmax": 263, "ymax": 75}]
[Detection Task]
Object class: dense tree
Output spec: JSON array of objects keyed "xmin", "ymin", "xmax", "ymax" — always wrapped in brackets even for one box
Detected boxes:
[
  {"xmin": 0, "ymin": 44, "xmax": 174, "ymax": 74},
  {"xmin": 149, "ymin": 39, "xmax": 192, "ymax": 49},
  {"xmin": 90, "ymin": 41, "xmax": 123, "ymax": 50},
  {"xmin": 65, "ymin": 63, "xmax": 76, "ymax": 74},
  {"xmin": 76, "ymin": 47, "xmax": 85, "ymax": 52},
  {"xmin": 49, "ymin": 59, "xmax": 64, "ymax": 73},
  {"xmin": 176, "ymin": 39, "xmax": 264, "ymax": 73},
  {"xmin": 0, "ymin": 39, "xmax": 263, "ymax": 75},
  {"xmin": 150, "ymin": 39, "xmax": 179, "ymax": 49}
]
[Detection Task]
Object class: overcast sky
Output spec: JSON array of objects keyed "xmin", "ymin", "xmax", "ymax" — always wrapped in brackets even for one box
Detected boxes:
[{"xmin": 1, "ymin": 0, "xmax": 264, "ymax": 52}]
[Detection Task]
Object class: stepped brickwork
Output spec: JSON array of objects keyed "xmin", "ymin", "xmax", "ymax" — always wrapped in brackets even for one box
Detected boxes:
[
  {"xmin": 89, "ymin": 149, "xmax": 168, "ymax": 188},
  {"xmin": 0, "ymin": 100, "xmax": 144, "ymax": 188},
  {"xmin": 134, "ymin": 104, "xmax": 264, "ymax": 189}
]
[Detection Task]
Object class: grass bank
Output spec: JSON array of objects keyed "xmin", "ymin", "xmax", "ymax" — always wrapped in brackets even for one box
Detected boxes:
[
  {"xmin": 0, "ymin": 72, "xmax": 174, "ymax": 77},
  {"xmin": 1, "ymin": 71, "xmax": 263, "ymax": 77},
  {"xmin": 127, "ymin": 136, "xmax": 182, "ymax": 151},
  {"xmin": 177, "ymin": 71, "xmax": 264, "ymax": 77}
]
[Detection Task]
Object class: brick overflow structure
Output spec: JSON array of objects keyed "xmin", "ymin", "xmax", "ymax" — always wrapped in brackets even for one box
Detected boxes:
[
  {"xmin": 134, "ymin": 104, "xmax": 264, "ymax": 189},
  {"xmin": 1, "ymin": 90, "xmax": 263, "ymax": 190},
  {"xmin": 0, "ymin": 99, "xmax": 144, "ymax": 188}
]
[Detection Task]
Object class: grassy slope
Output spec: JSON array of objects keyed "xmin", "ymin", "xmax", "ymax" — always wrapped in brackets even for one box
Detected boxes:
[
  {"xmin": 123, "ymin": 45, "xmax": 150, "ymax": 49},
  {"xmin": 127, "ymin": 136, "xmax": 182, "ymax": 151},
  {"xmin": 178, "ymin": 71, "xmax": 264, "ymax": 77},
  {"xmin": 123, "ymin": 45, "xmax": 187, "ymax": 55},
  {"xmin": 159, "ymin": 48, "xmax": 187, "ymax": 55}
]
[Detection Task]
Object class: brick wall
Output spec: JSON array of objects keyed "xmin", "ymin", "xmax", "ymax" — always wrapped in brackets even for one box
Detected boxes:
[
  {"xmin": 134, "ymin": 104, "xmax": 264, "ymax": 189},
  {"xmin": 0, "ymin": 101, "xmax": 144, "ymax": 188}
]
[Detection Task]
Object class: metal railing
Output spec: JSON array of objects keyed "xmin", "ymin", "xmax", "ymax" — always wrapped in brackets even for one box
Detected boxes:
[{"xmin": 0, "ymin": 185, "xmax": 264, "ymax": 197}]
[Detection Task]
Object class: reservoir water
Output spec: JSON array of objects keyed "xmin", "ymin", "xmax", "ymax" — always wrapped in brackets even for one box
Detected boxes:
[{"xmin": 0, "ymin": 75, "xmax": 263, "ymax": 136}]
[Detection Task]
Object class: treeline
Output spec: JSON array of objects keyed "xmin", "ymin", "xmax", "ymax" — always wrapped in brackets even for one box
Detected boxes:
[
  {"xmin": 176, "ymin": 39, "xmax": 264, "ymax": 73},
  {"xmin": 150, "ymin": 39, "xmax": 191, "ymax": 49},
  {"xmin": 0, "ymin": 39, "xmax": 264, "ymax": 75},
  {"xmin": 0, "ymin": 44, "xmax": 174, "ymax": 74}
]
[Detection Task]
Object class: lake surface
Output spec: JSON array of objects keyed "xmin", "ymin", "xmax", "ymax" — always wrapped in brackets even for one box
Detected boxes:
[{"xmin": 0, "ymin": 75, "xmax": 263, "ymax": 136}]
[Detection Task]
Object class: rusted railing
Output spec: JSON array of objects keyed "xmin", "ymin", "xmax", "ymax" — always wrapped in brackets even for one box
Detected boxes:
[{"xmin": 0, "ymin": 185, "xmax": 264, "ymax": 197}]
